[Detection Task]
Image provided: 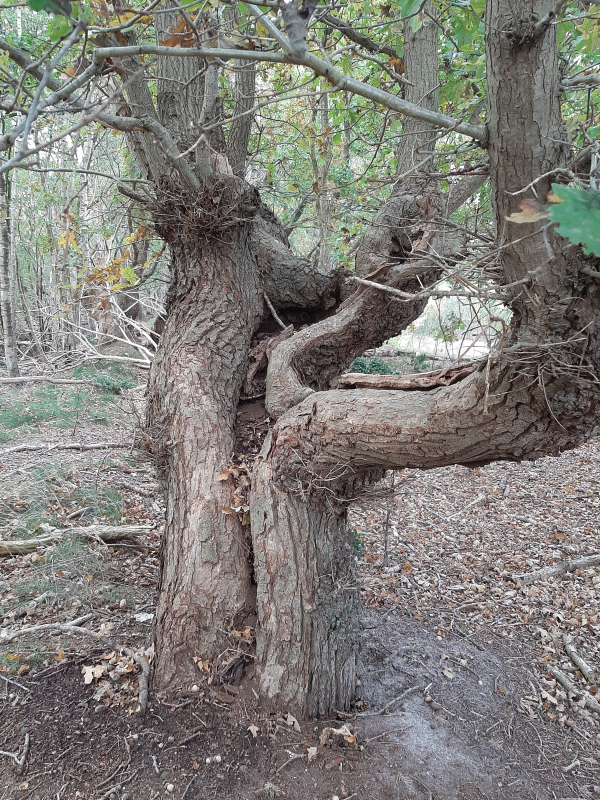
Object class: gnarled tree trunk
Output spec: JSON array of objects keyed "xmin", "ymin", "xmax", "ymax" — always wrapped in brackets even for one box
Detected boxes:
[
  {"xmin": 148, "ymin": 182, "xmax": 263, "ymax": 690},
  {"xmin": 250, "ymin": 0, "xmax": 600, "ymax": 717}
]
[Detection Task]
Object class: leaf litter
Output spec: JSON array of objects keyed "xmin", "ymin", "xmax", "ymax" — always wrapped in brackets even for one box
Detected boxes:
[{"xmin": 1, "ymin": 378, "xmax": 600, "ymax": 797}]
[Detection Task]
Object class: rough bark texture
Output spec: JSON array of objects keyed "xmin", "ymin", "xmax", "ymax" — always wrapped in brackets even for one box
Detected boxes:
[
  {"xmin": 147, "ymin": 180, "xmax": 263, "ymax": 691},
  {"xmin": 226, "ymin": 61, "xmax": 256, "ymax": 178},
  {"xmin": 253, "ymin": 204, "xmax": 343, "ymax": 311},
  {"xmin": 155, "ymin": 13, "xmax": 205, "ymax": 150},
  {"xmin": 395, "ymin": 7, "xmax": 439, "ymax": 178},
  {"xmin": 265, "ymin": 260, "xmax": 434, "ymax": 418},
  {"xmin": 251, "ymin": 435, "xmax": 363, "ymax": 718},
  {"xmin": 310, "ymin": 91, "xmax": 335, "ymax": 274}
]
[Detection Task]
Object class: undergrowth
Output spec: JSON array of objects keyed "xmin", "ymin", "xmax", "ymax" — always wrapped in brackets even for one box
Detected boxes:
[
  {"xmin": 0, "ymin": 360, "xmax": 136, "ymax": 441},
  {"xmin": 0, "ymin": 465, "xmax": 123, "ymax": 539},
  {"xmin": 349, "ymin": 354, "xmax": 431, "ymax": 375}
]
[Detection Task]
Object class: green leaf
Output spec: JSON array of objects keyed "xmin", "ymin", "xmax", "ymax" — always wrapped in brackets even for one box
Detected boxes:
[
  {"xmin": 399, "ymin": 0, "xmax": 423, "ymax": 17},
  {"xmin": 27, "ymin": 0, "xmax": 72, "ymax": 15},
  {"xmin": 547, "ymin": 184, "xmax": 600, "ymax": 257},
  {"xmin": 48, "ymin": 13, "xmax": 72, "ymax": 40},
  {"xmin": 120, "ymin": 265, "xmax": 138, "ymax": 286}
]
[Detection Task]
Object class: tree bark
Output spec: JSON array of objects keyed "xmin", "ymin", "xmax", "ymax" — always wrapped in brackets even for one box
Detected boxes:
[
  {"xmin": 0, "ymin": 172, "xmax": 19, "ymax": 378},
  {"xmin": 251, "ymin": 437, "xmax": 363, "ymax": 717},
  {"xmin": 226, "ymin": 60, "xmax": 256, "ymax": 178},
  {"xmin": 148, "ymin": 180, "xmax": 264, "ymax": 691}
]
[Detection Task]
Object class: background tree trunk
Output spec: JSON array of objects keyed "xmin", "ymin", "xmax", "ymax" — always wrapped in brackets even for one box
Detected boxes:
[{"xmin": 0, "ymin": 172, "xmax": 19, "ymax": 378}]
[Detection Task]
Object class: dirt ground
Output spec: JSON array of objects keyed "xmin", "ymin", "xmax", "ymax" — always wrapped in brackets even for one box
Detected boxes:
[{"xmin": 1, "ymin": 374, "xmax": 599, "ymax": 800}]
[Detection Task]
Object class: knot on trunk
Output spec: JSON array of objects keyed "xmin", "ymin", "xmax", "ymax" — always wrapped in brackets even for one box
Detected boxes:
[{"xmin": 153, "ymin": 177, "xmax": 260, "ymax": 242}]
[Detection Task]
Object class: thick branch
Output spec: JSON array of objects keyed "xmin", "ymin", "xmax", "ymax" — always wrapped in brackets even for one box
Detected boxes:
[{"xmin": 253, "ymin": 204, "xmax": 343, "ymax": 310}]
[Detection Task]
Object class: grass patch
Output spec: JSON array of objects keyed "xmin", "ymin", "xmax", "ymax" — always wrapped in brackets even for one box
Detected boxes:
[
  {"xmin": 0, "ymin": 466, "xmax": 123, "ymax": 538},
  {"xmin": 73, "ymin": 360, "xmax": 136, "ymax": 395},
  {"xmin": 349, "ymin": 357, "xmax": 401, "ymax": 375},
  {"xmin": 0, "ymin": 360, "xmax": 137, "ymax": 441}
]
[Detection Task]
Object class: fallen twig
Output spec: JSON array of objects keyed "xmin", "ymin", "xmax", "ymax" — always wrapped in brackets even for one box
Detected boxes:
[
  {"xmin": 358, "ymin": 685, "xmax": 421, "ymax": 716},
  {"xmin": 548, "ymin": 666, "xmax": 600, "ymax": 716},
  {"xmin": 16, "ymin": 732, "xmax": 29, "ymax": 774},
  {"xmin": 181, "ymin": 775, "xmax": 197, "ymax": 800},
  {"xmin": 514, "ymin": 553, "xmax": 600, "ymax": 585},
  {"xmin": 0, "ymin": 732, "xmax": 29, "ymax": 772},
  {"xmin": 446, "ymin": 493, "xmax": 487, "ymax": 521},
  {"xmin": 379, "ymin": 685, "xmax": 421, "ymax": 714},
  {"xmin": 0, "ymin": 441, "xmax": 127, "ymax": 457},
  {"xmin": 94, "ymin": 769, "xmax": 139, "ymax": 800},
  {"xmin": 0, "ymin": 376, "xmax": 93, "ymax": 386},
  {"xmin": 563, "ymin": 634, "xmax": 596, "ymax": 683},
  {"xmin": 276, "ymin": 751, "xmax": 304, "ymax": 773},
  {"xmin": 0, "ymin": 613, "xmax": 96, "ymax": 644},
  {"xmin": 365, "ymin": 725, "xmax": 413, "ymax": 743},
  {"xmin": 122, "ymin": 647, "xmax": 150, "ymax": 715},
  {"xmin": 0, "ymin": 524, "xmax": 152, "ymax": 556},
  {"xmin": 0, "ymin": 674, "xmax": 30, "ymax": 692}
]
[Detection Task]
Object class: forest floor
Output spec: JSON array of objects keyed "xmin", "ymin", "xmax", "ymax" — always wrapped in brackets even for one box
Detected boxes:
[{"xmin": 0, "ymin": 362, "xmax": 599, "ymax": 800}]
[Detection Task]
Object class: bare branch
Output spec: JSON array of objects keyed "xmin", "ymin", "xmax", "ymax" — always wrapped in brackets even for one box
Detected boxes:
[{"xmin": 91, "ymin": 45, "xmax": 486, "ymax": 142}]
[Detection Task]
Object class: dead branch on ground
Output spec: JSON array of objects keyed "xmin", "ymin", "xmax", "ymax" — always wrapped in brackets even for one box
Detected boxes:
[
  {"xmin": 0, "ymin": 524, "xmax": 151, "ymax": 555},
  {"xmin": 0, "ymin": 613, "xmax": 96, "ymax": 644},
  {"xmin": 563, "ymin": 634, "xmax": 596, "ymax": 683},
  {"xmin": 548, "ymin": 665, "xmax": 600, "ymax": 717},
  {"xmin": 514, "ymin": 553, "xmax": 600, "ymax": 585},
  {"xmin": 0, "ymin": 441, "xmax": 128, "ymax": 456},
  {"xmin": 337, "ymin": 362, "xmax": 478, "ymax": 390}
]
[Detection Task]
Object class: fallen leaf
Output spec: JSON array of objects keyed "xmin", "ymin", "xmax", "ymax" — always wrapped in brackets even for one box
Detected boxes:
[
  {"xmin": 286, "ymin": 712, "xmax": 301, "ymax": 732},
  {"xmin": 307, "ymin": 745, "xmax": 317, "ymax": 762},
  {"xmin": 506, "ymin": 199, "xmax": 547, "ymax": 224},
  {"xmin": 248, "ymin": 724, "xmax": 259, "ymax": 738}
]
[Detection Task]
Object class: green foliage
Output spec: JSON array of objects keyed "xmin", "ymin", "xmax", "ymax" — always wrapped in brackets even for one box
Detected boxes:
[
  {"xmin": 434, "ymin": 311, "xmax": 466, "ymax": 342},
  {"xmin": 92, "ymin": 374, "xmax": 135, "ymax": 395},
  {"xmin": 27, "ymin": 0, "xmax": 71, "ymax": 16},
  {"xmin": 0, "ymin": 386, "xmax": 86, "ymax": 430},
  {"xmin": 547, "ymin": 184, "xmax": 600, "ymax": 257},
  {"xmin": 349, "ymin": 356, "xmax": 401, "ymax": 375},
  {"xmin": 74, "ymin": 360, "xmax": 137, "ymax": 396},
  {"xmin": 0, "ymin": 384, "xmax": 105, "ymax": 432},
  {"xmin": 352, "ymin": 528, "xmax": 365, "ymax": 557},
  {"xmin": 409, "ymin": 353, "xmax": 431, "ymax": 372}
]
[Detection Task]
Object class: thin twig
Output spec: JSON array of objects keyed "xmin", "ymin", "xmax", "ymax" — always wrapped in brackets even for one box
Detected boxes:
[{"xmin": 263, "ymin": 292, "xmax": 286, "ymax": 329}]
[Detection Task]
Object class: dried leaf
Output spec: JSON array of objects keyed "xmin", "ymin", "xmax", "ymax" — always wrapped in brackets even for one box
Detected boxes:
[
  {"xmin": 506, "ymin": 199, "xmax": 547, "ymax": 224},
  {"xmin": 286, "ymin": 712, "xmax": 301, "ymax": 732}
]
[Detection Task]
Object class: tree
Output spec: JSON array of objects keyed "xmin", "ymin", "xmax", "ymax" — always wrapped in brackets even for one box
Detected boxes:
[{"xmin": 1, "ymin": 0, "xmax": 599, "ymax": 718}]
